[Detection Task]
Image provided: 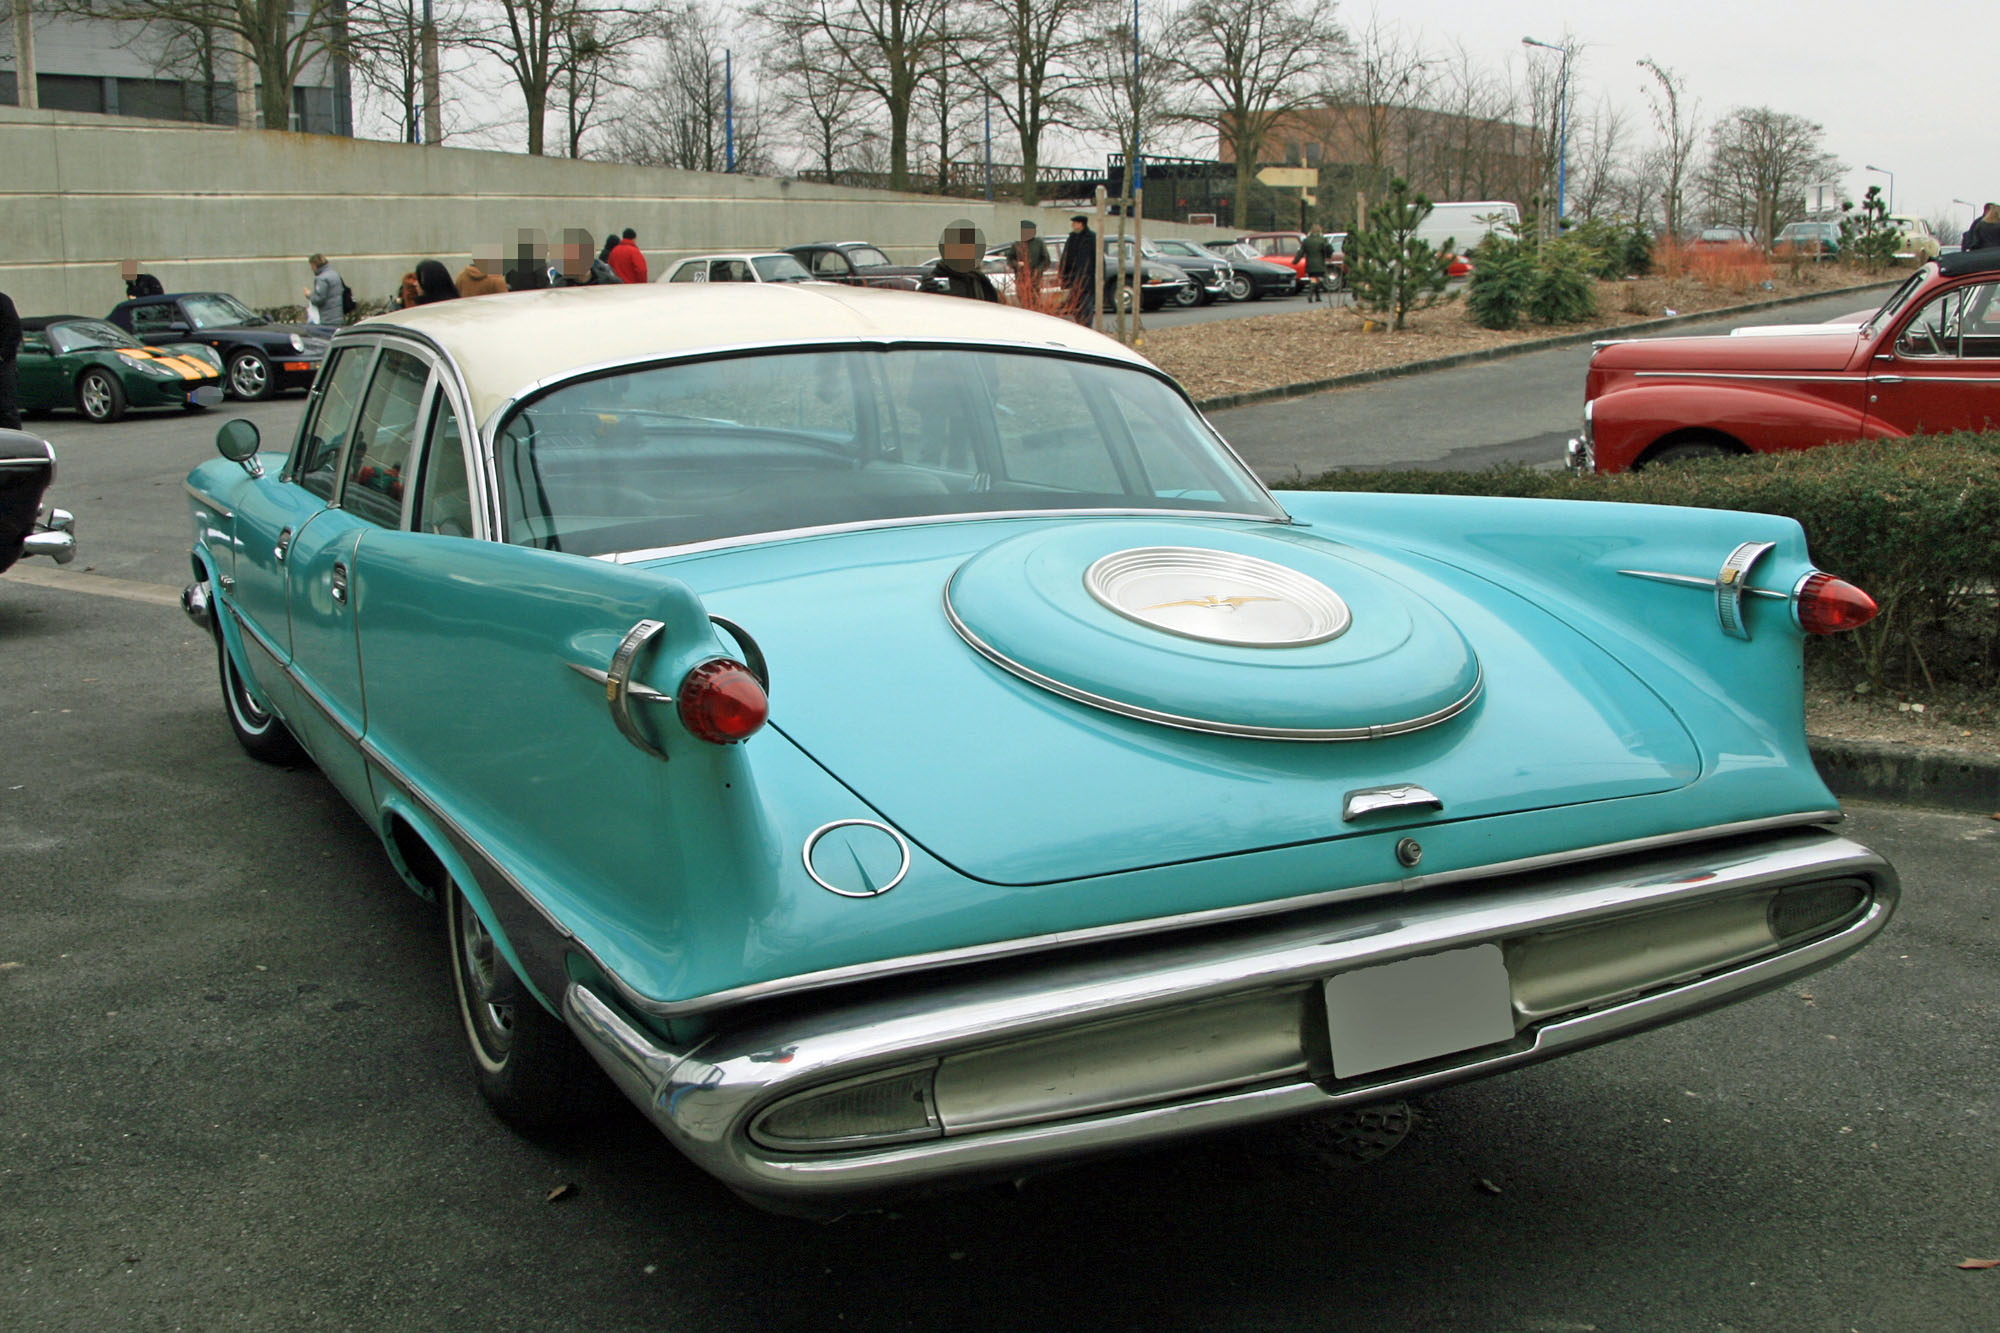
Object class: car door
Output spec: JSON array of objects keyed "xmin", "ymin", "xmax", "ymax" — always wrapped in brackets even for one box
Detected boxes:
[
  {"xmin": 807, "ymin": 249, "xmax": 858, "ymax": 284},
  {"xmin": 1867, "ymin": 278, "xmax": 2000, "ymax": 437},
  {"xmin": 125, "ymin": 300, "xmax": 183, "ymax": 347},
  {"xmin": 14, "ymin": 332, "xmax": 60, "ymax": 408},
  {"xmin": 225, "ymin": 342, "xmax": 375, "ymax": 723},
  {"xmin": 285, "ymin": 342, "xmax": 434, "ymax": 810}
]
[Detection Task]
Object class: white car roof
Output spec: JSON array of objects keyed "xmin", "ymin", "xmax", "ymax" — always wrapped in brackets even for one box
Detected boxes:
[{"xmin": 363, "ymin": 282, "xmax": 1152, "ymax": 424}]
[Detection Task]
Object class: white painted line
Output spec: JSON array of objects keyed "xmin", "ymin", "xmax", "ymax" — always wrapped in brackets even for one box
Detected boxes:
[{"xmin": 4, "ymin": 567, "xmax": 182, "ymax": 607}]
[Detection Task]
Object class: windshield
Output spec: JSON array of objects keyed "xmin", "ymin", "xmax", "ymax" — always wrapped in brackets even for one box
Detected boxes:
[
  {"xmin": 1866, "ymin": 269, "xmax": 1931, "ymax": 334},
  {"xmin": 496, "ymin": 346, "xmax": 1284, "ymax": 555},
  {"xmin": 50, "ymin": 320, "xmax": 139, "ymax": 353},
  {"xmin": 751, "ymin": 254, "xmax": 812, "ymax": 282},
  {"xmin": 182, "ymin": 293, "xmax": 264, "ymax": 328}
]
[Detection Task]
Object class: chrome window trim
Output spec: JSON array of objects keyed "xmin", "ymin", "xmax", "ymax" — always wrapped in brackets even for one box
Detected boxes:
[
  {"xmin": 606, "ymin": 507, "xmax": 1297, "ymax": 564},
  {"xmin": 337, "ymin": 326, "xmax": 494, "ymax": 539}
]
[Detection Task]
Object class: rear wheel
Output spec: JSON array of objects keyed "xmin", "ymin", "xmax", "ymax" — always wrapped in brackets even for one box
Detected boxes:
[
  {"xmin": 447, "ymin": 881, "xmax": 609, "ymax": 1132},
  {"xmin": 1172, "ymin": 282, "xmax": 1202, "ymax": 308},
  {"xmin": 76, "ymin": 369, "xmax": 125, "ymax": 423},
  {"xmin": 214, "ymin": 622, "xmax": 305, "ymax": 764},
  {"xmin": 1641, "ymin": 437, "xmax": 1740, "ymax": 469},
  {"xmin": 227, "ymin": 350, "xmax": 273, "ymax": 401}
]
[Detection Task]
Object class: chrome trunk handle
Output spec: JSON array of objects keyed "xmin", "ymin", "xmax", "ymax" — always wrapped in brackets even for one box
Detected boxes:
[
  {"xmin": 330, "ymin": 560, "xmax": 349, "ymax": 604},
  {"xmin": 274, "ymin": 526, "xmax": 292, "ymax": 563}
]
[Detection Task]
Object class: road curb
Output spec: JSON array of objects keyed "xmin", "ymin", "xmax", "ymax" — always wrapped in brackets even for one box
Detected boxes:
[
  {"xmin": 1809, "ymin": 736, "xmax": 2000, "ymax": 814},
  {"xmin": 1191, "ymin": 280, "xmax": 1900, "ymax": 415}
]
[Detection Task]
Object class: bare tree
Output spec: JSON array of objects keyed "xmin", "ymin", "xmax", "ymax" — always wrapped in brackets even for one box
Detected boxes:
[
  {"xmin": 1565, "ymin": 97, "xmax": 1630, "ymax": 223},
  {"xmin": 1333, "ymin": 17, "xmax": 1434, "ymax": 185},
  {"xmin": 753, "ymin": 0, "xmax": 952, "ymax": 192},
  {"xmin": 1517, "ymin": 34, "xmax": 1579, "ymax": 234},
  {"xmin": 348, "ymin": 0, "xmax": 475, "ymax": 142},
  {"xmin": 966, "ymin": 0, "xmax": 1103, "ymax": 204},
  {"xmin": 45, "ymin": 0, "xmax": 349, "ymax": 130},
  {"xmin": 602, "ymin": 2, "xmax": 766, "ymax": 171},
  {"xmin": 1161, "ymin": 0, "xmax": 1347, "ymax": 229},
  {"xmin": 1701, "ymin": 105, "xmax": 1840, "ymax": 243},
  {"xmin": 766, "ymin": 20, "xmax": 881, "ymax": 175},
  {"xmin": 461, "ymin": 0, "xmax": 659, "ymax": 154},
  {"xmin": 1423, "ymin": 39, "xmax": 1529, "ymax": 204},
  {"xmin": 1637, "ymin": 56, "xmax": 1698, "ymax": 240}
]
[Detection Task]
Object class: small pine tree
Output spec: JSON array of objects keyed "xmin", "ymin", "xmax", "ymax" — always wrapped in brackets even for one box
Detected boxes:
[
  {"xmin": 1839, "ymin": 187, "xmax": 1899, "ymax": 271},
  {"xmin": 1345, "ymin": 179, "xmax": 1456, "ymax": 330}
]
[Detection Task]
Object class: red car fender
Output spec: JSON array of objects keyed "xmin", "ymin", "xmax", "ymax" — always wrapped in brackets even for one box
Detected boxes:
[{"xmin": 1588, "ymin": 379, "xmax": 1873, "ymax": 473}]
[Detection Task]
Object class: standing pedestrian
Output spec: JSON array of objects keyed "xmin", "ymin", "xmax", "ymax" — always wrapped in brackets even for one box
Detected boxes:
[
  {"xmin": 1060, "ymin": 213, "xmax": 1098, "ymax": 326},
  {"xmin": 120, "ymin": 261, "xmax": 163, "ymax": 299},
  {"xmin": 414, "ymin": 260, "xmax": 459, "ymax": 305},
  {"xmin": 1300, "ymin": 224, "xmax": 1336, "ymax": 303},
  {"xmin": 457, "ymin": 243, "xmax": 510, "ymax": 297},
  {"xmin": 1011, "ymin": 221, "xmax": 1050, "ymax": 299},
  {"xmin": 609, "ymin": 228, "xmax": 649, "ymax": 285},
  {"xmin": 0, "ymin": 287, "xmax": 20, "ymax": 431},
  {"xmin": 306, "ymin": 254, "xmax": 346, "ymax": 326},
  {"xmin": 935, "ymin": 221, "xmax": 998, "ymax": 302},
  {"xmin": 1964, "ymin": 203, "xmax": 2000, "ymax": 252},
  {"xmin": 505, "ymin": 230, "xmax": 551, "ymax": 291}
]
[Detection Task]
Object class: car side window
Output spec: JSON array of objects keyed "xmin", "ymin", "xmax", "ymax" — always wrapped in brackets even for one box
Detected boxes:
[
  {"xmin": 1898, "ymin": 283, "xmax": 2000, "ymax": 359},
  {"xmin": 340, "ymin": 348, "xmax": 433, "ymax": 527},
  {"xmin": 293, "ymin": 346, "xmax": 377, "ymax": 501},
  {"xmin": 669, "ymin": 262, "xmax": 703, "ymax": 283},
  {"xmin": 712, "ymin": 260, "xmax": 753, "ymax": 283},
  {"xmin": 415, "ymin": 392, "xmax": 474, "ymax": 536},
  {"xmin": 811, "ymin": 251, "xmax": 848, "ymax": 277},
  {"xmin": 128, "ymin": 304, "xmax": 174, "ymax": 333}
]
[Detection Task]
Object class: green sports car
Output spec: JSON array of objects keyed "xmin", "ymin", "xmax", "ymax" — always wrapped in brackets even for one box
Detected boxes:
[{"xmin": 17, "ymin": 316, "xmax": 226, "ymax": 422}]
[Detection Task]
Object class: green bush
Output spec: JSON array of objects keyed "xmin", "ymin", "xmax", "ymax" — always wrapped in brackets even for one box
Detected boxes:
[
  {"xmin": 1345, "ymin": 179, "xmax": 1457, "ymax": 331},
  {"xmin": 1289, "ymin": 435, "xmax": 2000, "ymax": 690},
  {"xmin": 1565, "ymin": 217, "xmax": 1654, "ymax": 279},
  {"xmin": 1527, "ymin": 238, "xmax": 1599, "ymax": 323},
  {"xmin": 1465, "ymin": 231, "xmax": 1599, "ymax": 329}
]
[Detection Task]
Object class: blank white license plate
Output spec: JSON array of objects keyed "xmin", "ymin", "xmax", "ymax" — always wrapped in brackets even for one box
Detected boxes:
[
  {"xmin": 190, "ymin": 385, "xmax": 224, "ymax": 407},
  {"xmin": 1323, "ymin": 944, "xmax": 1516, "ymax": 1079}
]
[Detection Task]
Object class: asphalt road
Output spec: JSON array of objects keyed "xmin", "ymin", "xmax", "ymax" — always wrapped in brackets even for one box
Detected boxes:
[
  {"xmin": 5, "ymin": 349, "xmax": 1997, "ymax": 1332},
  {"xmin": 1210, "ymin": 288, "xmax": 1891, "ymax": 483}
]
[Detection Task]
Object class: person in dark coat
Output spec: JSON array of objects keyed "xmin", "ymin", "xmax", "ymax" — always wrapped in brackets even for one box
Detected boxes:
[
  {"xmin": 414, "ymin": 260, "xmax": 459, "ymax": 304},
  {"xmin": 936, "ymin": 221, "xmax": 998, "ymax": 302},
  {"xmin": 0, "ymin": 288, "xmax": 20, "ymax": 430},
  {"xmin": 1299, "ymin": 224, "xmax": 1337, "ymax": 303},
  {"xmin": 121, "ymin": 261, "xmax": 164, "ymax": 299},
  {"xmin": 1011, "ymin": 221, "xmax": 1050, "ymax": 288},
  {"xmin": 505, "ymin": 229, "xmax": 551, "ymax": 291},
  {"xmin": 1060, "ymin": 214, "xmax": 1097, "ymax": 325},
  {"xmin": 1965, "ymin": 203, "xmax": 2000, "ymax": 251}
]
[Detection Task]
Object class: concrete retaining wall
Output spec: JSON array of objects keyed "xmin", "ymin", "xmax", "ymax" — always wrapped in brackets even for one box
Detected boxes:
[{"xmin": 0, "ymin": 106, "xmax": 1205, "ymax": 316}]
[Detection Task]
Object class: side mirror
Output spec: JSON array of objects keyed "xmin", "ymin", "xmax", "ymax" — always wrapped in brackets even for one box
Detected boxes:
[{"xmin": 216, "ymin": 419, "xmax": 264, "ymax": 477}]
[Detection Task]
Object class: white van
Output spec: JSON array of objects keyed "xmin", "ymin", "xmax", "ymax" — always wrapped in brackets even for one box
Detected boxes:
[{"xmin": 1413, "ymin": 201, "xmax": 1520, "ymax": 257}]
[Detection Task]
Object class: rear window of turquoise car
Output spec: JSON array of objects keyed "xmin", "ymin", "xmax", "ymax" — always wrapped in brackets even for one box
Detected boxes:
[{"xmin": 493, "ymin": 346, "xmax": 1282, "ymax": 554}]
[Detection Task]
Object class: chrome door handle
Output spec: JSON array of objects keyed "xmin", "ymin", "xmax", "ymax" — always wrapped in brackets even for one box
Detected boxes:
[
  {"xmin": 330, "ymin": 560, "xmax": 349, "ymax": 604},
  {"xmin": 274, "ymin": 526, "xmax": 292, "ymax": 562},
  {"xmin": 1343, "ymin": 784, "xmax": 1443, "ymax": 822},
  {"xmin": 1873, "ymin": 375, "xmax": 1906, "ymax": 384},
  {"xmin": 566, "ymin": 619, "xmax": 674, "ymax": 761}
]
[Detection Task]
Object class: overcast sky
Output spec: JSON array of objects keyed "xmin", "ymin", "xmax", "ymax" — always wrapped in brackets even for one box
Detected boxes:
[{"xmin": 1379, "ymin": 0, "xmax": 1981, "ymax": 229}]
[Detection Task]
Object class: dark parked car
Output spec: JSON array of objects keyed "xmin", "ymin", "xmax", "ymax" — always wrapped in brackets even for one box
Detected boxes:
[
  {"xmin": 15, "ymin": 316, "xmax": 224, "ymax": 422},
  {"xmin": 1113, "ymin": 239, "xmax": 1227, "ymax": 306},
  {"xmin": 1038, "ymin": 238, "xmax": 1195, "ymax": 312},
  {"xmin": 782, "ymin": 242, "xmax": 929, "ymax": 291},
  {"xmin": 1773, "ymin": 221, "xmax": 1840, "ymax": 260},
  {"xmin": 0, "ymin": 429, "xmax": 76, "ymax": 574},
  {"xmin": 1207, "ymin": 242, "xmax": 1304, "ymax": 300},
  {"xmin": 107, "ymin": 291, "xmax": 329, "ymax": 401}
]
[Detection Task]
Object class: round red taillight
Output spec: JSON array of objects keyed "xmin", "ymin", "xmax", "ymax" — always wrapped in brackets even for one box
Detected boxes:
[
  {"xmin": 677, "ymin": 659, "xmax": 769, "ymax": 744},
  {"xmin": 1795, "ymin": 572, "xmax": 1878, "ymax": 635}
]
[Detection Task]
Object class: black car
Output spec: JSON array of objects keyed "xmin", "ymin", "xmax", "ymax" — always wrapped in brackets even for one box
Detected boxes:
[
  {"xmin": 1040, "ymin": 238, "xmax": 1194, "ymax": 312},
  {"xmin": 0, "ymin": 430, "xmax": 76, "ymax": 575},
  {"xmin": 1205, "ymin": 242, "xmax": 1304, "ymax": 300},
  {"xmin": 1124, "ymin": 239, "xmax": 1231, "ymax": 305},
  {"xmin": 105, "ymin": 291, "xmax": 328, "ymax": 401},
  {"xmin": 782, "ymin": 242, "xmax": 929, "ymax": 291}
]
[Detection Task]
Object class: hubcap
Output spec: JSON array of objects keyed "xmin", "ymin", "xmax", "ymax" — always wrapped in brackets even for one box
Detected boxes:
[
  {"xmin": 230, "ymin": 356, "xmax": 267, "ymax": 397},
  {"xmin": 456, "ymin": 896, "xmax": 514, "ymax": 1061},
  {"xmin": 82, "ymin": 376, "xmax": 110, "ymax": 417}
]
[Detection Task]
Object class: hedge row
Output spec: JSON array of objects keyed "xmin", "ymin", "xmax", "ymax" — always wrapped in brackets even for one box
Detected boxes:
[{"xmin": 1291, "ymin": 435, "xmax": 2000, "ymax": 690}]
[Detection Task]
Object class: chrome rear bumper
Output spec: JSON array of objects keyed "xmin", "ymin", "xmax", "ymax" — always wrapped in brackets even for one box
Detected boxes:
[
  {"xmin": 566, "ymin": 826, "xmax": 1894, "ymax": 1204},
  {"xmin": 22, "ymin": 507, "xmax": 76, "ymax": 564}
]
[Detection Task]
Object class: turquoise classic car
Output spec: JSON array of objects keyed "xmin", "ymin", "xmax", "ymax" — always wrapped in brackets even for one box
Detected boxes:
[{"xmin": 180, "ymin": 285, "xmax": 1897, "ymax": 1212}]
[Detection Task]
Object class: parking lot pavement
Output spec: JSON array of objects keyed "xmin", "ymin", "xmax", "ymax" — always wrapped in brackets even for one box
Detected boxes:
[{"xmin": 4, "ymin": 546, "xmax": 1997, "ymax": 1329}]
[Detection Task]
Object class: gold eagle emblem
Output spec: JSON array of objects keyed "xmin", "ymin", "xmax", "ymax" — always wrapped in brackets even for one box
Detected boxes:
[{"xmin": 1142, "ymin": 594, "xmax": 1281, "ymax": 613}]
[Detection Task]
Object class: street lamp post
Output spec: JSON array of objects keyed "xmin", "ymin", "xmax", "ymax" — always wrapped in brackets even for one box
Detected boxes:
[
  {"xmin": 1522, "ymin": 36, "xmax": 1570, "ymax": 235},
  {"xmin": 1864, "ymin": 164, "xmax": 1893, "ymax": 215}
]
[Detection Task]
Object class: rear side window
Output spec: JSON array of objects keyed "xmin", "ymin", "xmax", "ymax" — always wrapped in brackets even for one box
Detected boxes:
[
  {"xmin": 341, "ymin": 348, "xmax": 433, "ymax": 527},
  {"xmin": 293, "ymin": 346, "xmax": 375, "ymax": 501}
]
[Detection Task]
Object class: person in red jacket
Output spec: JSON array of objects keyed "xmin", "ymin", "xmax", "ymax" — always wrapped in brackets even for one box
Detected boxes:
[{"xmin": 608, "ymin": 229, "xmax": 649, "ymax": 284}]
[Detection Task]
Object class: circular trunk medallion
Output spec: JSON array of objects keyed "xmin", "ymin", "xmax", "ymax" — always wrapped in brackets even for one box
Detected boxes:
[{"xmin": 1084, "ymin": 546, "xmax": 1352, "ymax": 648}]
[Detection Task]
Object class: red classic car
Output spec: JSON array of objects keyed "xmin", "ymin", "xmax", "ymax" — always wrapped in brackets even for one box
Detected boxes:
[{"xmin": 1568, "ymin": 250, "xmax": 2000, "ymax": 473}]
